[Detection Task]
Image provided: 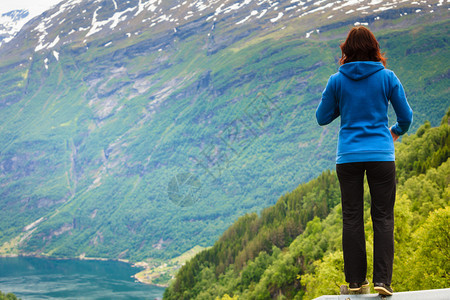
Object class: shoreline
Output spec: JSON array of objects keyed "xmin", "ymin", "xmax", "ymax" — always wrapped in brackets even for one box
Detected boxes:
[
  {"xmin": 133, "ymin": 275, "xmax": 170, "ymax": 288},
  {"xmin": 0, "ymin": 245, "xmax": 207, "ymax": 288},
  {"xmin": 1, "ymin": 253, "xmax": 128, "ymax": 264},
  {"xmin": 0, "ymin": 253, "xmax": 167, "ymax": 288}
]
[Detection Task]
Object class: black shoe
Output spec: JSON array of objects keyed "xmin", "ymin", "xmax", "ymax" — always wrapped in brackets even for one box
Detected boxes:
[
  {"xmin": 374, "ymin": 282, "xmax": 393, "ymax": 296},
  {"xmin": 348, "ymin": 279, "xmax": 369, "ymax": 292}
]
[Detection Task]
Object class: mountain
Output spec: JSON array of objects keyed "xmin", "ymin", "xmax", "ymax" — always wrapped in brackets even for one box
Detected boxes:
[
  {"xmin": 163, "ymin": 111, "xmax": 450, "ymax": 299},
  {"xmin": 0, "ymin": 0, "xmax": 63, "ymax": 47},
  {"xmin": 0, "ymin": 10, "xmax": 30, "ymax": 46},
  {"xmin": 0, "ymin": 0, "xmax": 448, "ymax": 265}
]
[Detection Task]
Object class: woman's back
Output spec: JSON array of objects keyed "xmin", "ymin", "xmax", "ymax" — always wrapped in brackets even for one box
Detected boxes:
[{"xmin": 317, "ymin": 60, "xmax": 412, "ymax": 164}]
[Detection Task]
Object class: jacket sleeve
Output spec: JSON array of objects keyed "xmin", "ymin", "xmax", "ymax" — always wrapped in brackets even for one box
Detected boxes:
[
  {"xmin": 389, "ymin": 72, "xmax": 413, "ymax": 136},
  {"xmin": 316, "ymin": 75, "xmax": 340, "ymax": 126}
]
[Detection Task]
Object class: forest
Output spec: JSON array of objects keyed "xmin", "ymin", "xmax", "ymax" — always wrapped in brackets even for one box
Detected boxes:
[
  {"xmin": 0, "ymin": 290, "xmax": 19, "ymax": 300},
  {"xmin": 163, "ymin": 110, "xmax": 450, "ymax": 299}
]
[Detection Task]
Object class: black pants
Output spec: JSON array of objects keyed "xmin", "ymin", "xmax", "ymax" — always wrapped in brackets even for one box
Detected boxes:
[{"xmin": 336, "ymin": 161, "xmax": 396, "ymax": 285}]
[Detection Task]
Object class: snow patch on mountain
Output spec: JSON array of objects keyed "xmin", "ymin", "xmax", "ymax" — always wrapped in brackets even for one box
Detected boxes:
[
  {"xmin": 236, "ymin": 9, "xmax": 259, "ymax": 24},
  {"xmin": 86, "ymin": 6, "xmax": 136, "ymax": 37},
  {"xmin": 271, "ymin": 12, "xmax": 284, "ymax": 22},
  {"xmin": 86, "ymin": 4, "xmax": 136, "ymax": 37},
  {"xmin": 48, "ymin": 35, "xmax": 60, "ymax": 48},
  {"xmin": 135, "ymin": 0, "xmax": 160, "ymax": 16},
  {"xmin": 111, "ymin": 0, "xmax": 118, "ymax": 10}
]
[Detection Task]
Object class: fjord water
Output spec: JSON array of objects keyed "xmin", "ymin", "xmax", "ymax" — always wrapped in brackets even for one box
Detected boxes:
[{"xmin": 0, "ymin": 257, "xmax": 165, "ymax": 299}]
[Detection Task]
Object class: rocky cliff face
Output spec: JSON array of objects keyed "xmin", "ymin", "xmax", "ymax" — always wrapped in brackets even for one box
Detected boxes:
[{"xmin": 0, "ymin": 0, "xmax": 448, "ymax": 261}]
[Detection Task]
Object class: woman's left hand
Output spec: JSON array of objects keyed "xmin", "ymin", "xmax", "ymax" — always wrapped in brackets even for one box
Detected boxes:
[{"xmin": 390, "ymin": 127, "xmax": 399, "ymax": 142}]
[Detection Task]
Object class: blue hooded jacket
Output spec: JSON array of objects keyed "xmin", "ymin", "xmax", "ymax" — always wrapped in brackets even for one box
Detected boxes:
[{"xmin": 316, "ymin": 61, "xmax": 413, "ymax": 164}]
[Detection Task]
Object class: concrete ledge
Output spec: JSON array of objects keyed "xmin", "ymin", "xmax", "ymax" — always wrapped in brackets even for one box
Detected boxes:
[{"xmin": 313, "ymin": 288, "xmax": 450, "ymax": 300}]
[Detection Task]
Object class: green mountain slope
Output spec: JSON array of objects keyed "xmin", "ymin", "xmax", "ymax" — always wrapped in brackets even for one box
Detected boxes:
[
  {"xmin": 0, "ymin": 0, "xmax": 449, "ymax": 263},
  {"xmin": 164, "ymin": 111, "xmax": 449, "ymax": 299}
]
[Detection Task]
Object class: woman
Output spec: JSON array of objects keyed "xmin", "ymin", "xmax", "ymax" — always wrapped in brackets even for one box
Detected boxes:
[{"xmin": 315, "ymin": 26, "xmax": 413, "ymax": 296}]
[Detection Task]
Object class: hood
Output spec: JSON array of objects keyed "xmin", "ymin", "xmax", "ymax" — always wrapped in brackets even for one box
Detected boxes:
[{"xmin": 339, "ymin": 61, "xmax": 385, "ymax": 81}]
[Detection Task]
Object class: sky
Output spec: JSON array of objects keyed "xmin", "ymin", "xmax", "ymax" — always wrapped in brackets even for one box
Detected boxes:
[{"xmin": 1, "ymin": 0, "xmax": 63, "ymax": 16}]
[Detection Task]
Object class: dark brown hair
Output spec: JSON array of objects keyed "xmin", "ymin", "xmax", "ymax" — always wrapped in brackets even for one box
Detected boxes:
[{"xmin": 339, "ymin": 26, "xmax": 387, "ymax": 66}]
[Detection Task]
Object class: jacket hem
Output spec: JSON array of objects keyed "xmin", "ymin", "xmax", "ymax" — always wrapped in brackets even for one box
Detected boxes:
[{"xmin": 336, "ymin": 152, "xmax": 395, "ymax": 164}]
